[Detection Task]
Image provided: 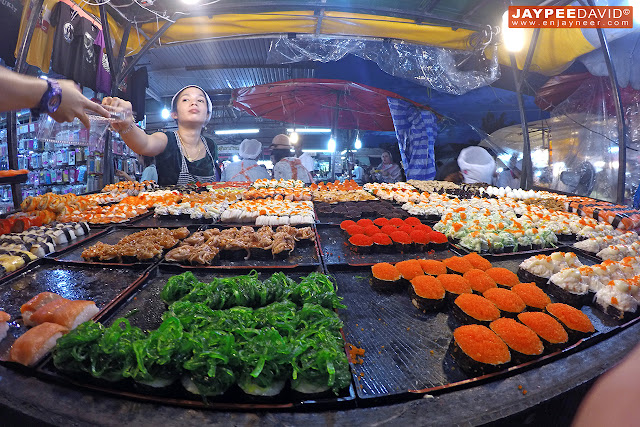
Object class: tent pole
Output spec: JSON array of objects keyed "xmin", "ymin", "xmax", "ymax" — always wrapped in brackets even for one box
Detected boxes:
[
  {"xmin": 8, "ymin": 0, "xmax": 44, "ymax": 209},
  {"xmin": 510, "ymin": 51, "xmax": 534, "ymax": 190},
  {"xmin": 587, "ymin": 0, "xmax": 627, "ymax": 204}
]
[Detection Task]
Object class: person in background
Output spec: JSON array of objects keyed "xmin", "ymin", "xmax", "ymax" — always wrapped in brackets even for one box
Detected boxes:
[
  {"xmin": 104, "ymin": 85, "xmax": 218, "ymax": 186},
  {"xmin": 352, "ymin": 160, "xmax": 365, "ymax": 184},
  {"xmin": 373, "ymin": 150, "xmax": 403, "ymax": 183},
  {"xmin": 457, "ymin": 146, "xmax": 496, "ymax": 184},
  {"xmin": 435, "ymin": 159, "xmax": 463, "ymax": 183},
  {"xmin": 496, "ymin": 156, "xmax": 522, "ymax": 188},
  {"xmin": 271, "ymin": 134, "xmax": 313, "ymax": 183},
  {"xmin": 221, "ymin": 138, "xmax": 269, "ymax": 182},
  {"xmin": 115, "ymin": 155, "xmax": 158, "ymax": 182},
  {"xmin": 0, "ymin": 66, "xmax": 109, "ymax": 128}
]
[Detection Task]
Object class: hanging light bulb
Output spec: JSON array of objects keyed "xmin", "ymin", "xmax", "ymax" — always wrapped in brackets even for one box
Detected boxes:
[
  {"xmin": 161, "ymin": 108, "xmax": 170, "ymax": 120},
  {"xmin": 354, "ymin": 138, "xmax": 362, "ymax": 150},
  {"xmin": 502, "ymin": 11, "xmax": 526, "ymax": 52},
  {"xmin": 328, "ymin": 137, "xmax": 336, "ymax": 152},
  {"xmin": 289, "ymin": 131, "xmax": 299, "ymax": 144}
]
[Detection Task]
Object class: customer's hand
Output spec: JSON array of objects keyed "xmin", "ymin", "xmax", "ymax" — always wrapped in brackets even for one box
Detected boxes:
[
  {"xmin": 49, "ymin": 79, "xmax": 110, "ymax": 129},
  {"xmin": 102, "ymin": 96, "xmax": 134, "ymax": 133}
]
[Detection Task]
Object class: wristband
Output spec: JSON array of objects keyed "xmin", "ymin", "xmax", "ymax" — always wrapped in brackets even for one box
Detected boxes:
[{"xmin": 118, "ymin": 122, "xmax": 136, "ymax": 135}]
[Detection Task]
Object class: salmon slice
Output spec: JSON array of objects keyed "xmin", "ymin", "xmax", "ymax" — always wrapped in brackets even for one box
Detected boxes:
[
  {"xmin": 9, "ymin": 322, "xmax": 69, "ymax": 366},
  {"xmin": 27, "ymin": 298, "xmax": 71, "ymax": 327}
]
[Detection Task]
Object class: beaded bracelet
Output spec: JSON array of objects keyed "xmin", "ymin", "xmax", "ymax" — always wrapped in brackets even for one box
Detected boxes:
[{"xmin": 118, "ymin": 122, "xmax": 136, "ymax": 135}]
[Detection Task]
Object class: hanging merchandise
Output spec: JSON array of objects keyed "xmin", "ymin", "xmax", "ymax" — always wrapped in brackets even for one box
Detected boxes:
[
  {"xmin": 128, "ymin": 66, "xmax": 148, "ymax": 119},
  {"xmin": 50, "ymin": 2, "xmax": 99, "ymax": 90},
  {"xmin": 94, "ymin": 30, "xmax": 112, "ymax": 94},
  {"xmin": 14, "ymin": 0, "xmax": 57, "ymax": 72},
  {"xmin": 0, "ymin": 0, "xmax": 23, "ymax": 67}
]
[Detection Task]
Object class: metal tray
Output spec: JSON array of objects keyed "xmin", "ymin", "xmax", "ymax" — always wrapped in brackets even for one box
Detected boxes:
[
  {"xmin": 318, "ymin": 224, "xmax": 455, "ymax": 265},
  {"xmin": 0, "ymin": 259, "xmax": 147, "ymax": 361},
  {"xmin": 328, "ymin": 251, "xmax": 631, "ymax": 402},
  {"xmin": 36, "ymin": 265, "xmax": 357, "ymax": 411},
  {"xmin": 160, "ymin": 224, "xmax": 321, "ymax": 270}
]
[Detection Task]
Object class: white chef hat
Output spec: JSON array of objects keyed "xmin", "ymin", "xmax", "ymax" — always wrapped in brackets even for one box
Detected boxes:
[
  {"xmin": 239, "ymin": 138, "xmax": 262, "ymax": 159},
  {"xmin": 171, "ymin": 85, "xmax": 212, "ymax": 122}
]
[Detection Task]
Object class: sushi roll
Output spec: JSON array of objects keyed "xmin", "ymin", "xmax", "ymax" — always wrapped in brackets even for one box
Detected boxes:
[
  {"xmin": 395, "ymin": 260, "xmax": 425, "ymax": 281},
  {"xmin": 450, "ymin": 325, "xmax": 511, "ymax": 376},
  {"xmin": 409, "ymin": 229, "xmax": 430, "ymax": 252},
  {"xmin": 462, "ymin": 253, "xmax": 493, "ymax": 271},
  {"xmin": 389, "ymin": 231, "xmax": 412, "ymax": 252},
  {"xmin": 547, "ymin": 268, "xmax": 590, "ymax": 307},
  {"xmin": 443, "ymin": 256, "xmax": 475, "ymax": 275},
  {"xmin": 27, "ymin": 297, "xmax": 71, "ymax": 327},
  {"xmin": 371, "ymin": 262, "xmax": 404, "ymax": 292},
  {"xmin": 0, "ymin": 311, "xmax": 9, "ymax": 342},
  {"xmin": 409, "ymin": 275, "xmax": 446, "ymax": 312},
  {"xmin": 438, "ymin": 274, "xmax": 473, "ymax": 303},
  {"xmin": 517, "ymin": 312, "xmax": 569, "ymax": 353},
  {"xmin": 9, "ymin": 322, "xmax": 69, "ymax": 366},
  {"xmin": 463, "ymin": 269, "xmax": 497, "ymax": 294},
  {"xmin": 593, "ymin": 280, "xmax": 638, "ymax": 321},
  {"xmin": 76, "ymin": 221, "xmax": 90, "ymax": 235},
  {"xmin": 46, "ymin": 229, "xmax": 67, "ymax": 245},
  {"xmin": 546, "ymin": 303, "xmax": 595, "ymax": 343},
  {"xmin": 418, "ymin": 259, "xmax": 447, "ymax": 277},
  {"xmin": 56, "ymin": 224, "xmax": 76, "ymax": 241},
  {"xmin": 452, "ymin": 294, "xmax": 501, "ymax": 326},
  {"xmin": 511, "ymin": 282, "xmax": 551, "ymax": 311},
  {"xmin": 429, "ymin": 231, "xmax": 449, "ymax": 250},
  {"xmin": 371, "ymin": 233, "xmax": 393, "ymax": 253},
  {"xmin": 485, "ymin": 267, "xmax": 520, "ymax": 289},
  {"xmin": 362, "ymin": 225, "xmax": 381, "ymax": 237},
  {"xmin": 348, "ymin": 234, "xmax": 374, "ymax": 254},
  {"xmin": 517, "ymin": 255, "xmax": 554, "ymax": 286},
  {"xmin": 483, "ymin": 288, "xmax": 526, "ymax": 318},
  {"xmin": 489, "ymin": 318, "xmax": 544, "ymax": 364}
]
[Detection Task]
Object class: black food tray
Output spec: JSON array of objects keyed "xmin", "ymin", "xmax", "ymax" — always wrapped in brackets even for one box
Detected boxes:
[
  {"xmin": 0, "ymin": 259, "xmax": 146, "ymax": 361},
  {"xmin": 318, "ymin": 224, "xmax": 454, "ymax": 265},
  {"xmin": 86, "ymin": 211, "xmax": 154, "ymax": 228},
  {"xmin": 36, "ymin": 265, "xmax": 356, "ymax": 411},
  {"xmin": 161, "ymin": 224, "xmax": 321, "ymax": 269},
  {"xmin": 450, "ymin": 241, "xmax": 570, "ymax": 259},
  {"xmin": 128, "ymin": 214, "xmax": 217, "ymax": 228},
  {"xmin": 47, "ymin": 226, "xmax": 112, "ymax": 258},
  {"xmin": 314, "ymin": 200, "xmax": 408, "ymax": 224},
  {"xmin": 329, "ymin": 253, "xmax": 631, "ymax": 402}
]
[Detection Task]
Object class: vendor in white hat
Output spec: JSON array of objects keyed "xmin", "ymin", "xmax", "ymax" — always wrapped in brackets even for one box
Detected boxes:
[
  {"xmin": 271, "ymin": 134, "xmax": 313, "ymax": 183},
  {"xmin": 221, "ymin": 138, "xmax": 270, "ymax": 182},
  {"xmin": 103, "ymin": 85, "xmax": 218, "ymax": 185}
]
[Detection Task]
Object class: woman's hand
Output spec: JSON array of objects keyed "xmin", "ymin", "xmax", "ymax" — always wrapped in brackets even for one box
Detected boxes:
[
  {"xmin": 102, "ymin": 96, "xmax": 134, "ymax": 133},
  {"xmin": 49, "ymin": 79, "xmax": 110, "ymax": 129}
]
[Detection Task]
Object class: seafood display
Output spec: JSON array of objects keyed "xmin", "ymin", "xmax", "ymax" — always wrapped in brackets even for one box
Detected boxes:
[{"xmin": 221, "ymin": 200, "xmax": 315, "ymax": 225}]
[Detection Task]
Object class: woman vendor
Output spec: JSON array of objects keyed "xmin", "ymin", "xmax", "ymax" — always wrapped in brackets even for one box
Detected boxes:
[
  {"xmin": 104, "ymin": 85, "xmax": 218, "ymax": 186},
  {"xmin": 373, "ymin": 150, "xmax": 403, "ymax": 183}
]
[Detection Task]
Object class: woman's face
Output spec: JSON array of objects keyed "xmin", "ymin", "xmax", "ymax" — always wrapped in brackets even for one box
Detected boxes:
[
  {"xmin": 172, "ymin": 87, "xmax": 209, "ymax": 126},
  {"xmin": 381, "ymin": 152, "xmax": 392, "ymax": 164}
]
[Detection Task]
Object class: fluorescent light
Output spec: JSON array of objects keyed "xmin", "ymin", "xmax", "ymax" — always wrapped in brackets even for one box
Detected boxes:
[
  {"xmin": 161, "ymin": 108, "xmax": 170, "ymax": 120},
  {"xmin": 214, "ymin": 129, "xmax": 259, "ymax": 135},
  {"xmin": 289, "ymin": 131, "xmax": 299, "ymax": 144},
  {"xmin": 328, "ymin": 138, "xmax": 336, "ymax": 152},
  {"xmin": 609, "ymin": 146, "xmax": 619, "ymax": 153},
  {"xmin": 502, "ymin": 11, "xmax": 525, "ymax": 52},
  {"xmin": 286, "ymin": 128, "xmax": 331, "ymax": 133},
  {"xmin": 302, "ymin": 149, "xmax": 332, "ymax": 153},
  {"xmin": 355, "ymin": 138, "xmax": 362, "ymax": 150},
  {"xmin": 232, "ymin": 155, "xmax": 240, "ymax": 162}
]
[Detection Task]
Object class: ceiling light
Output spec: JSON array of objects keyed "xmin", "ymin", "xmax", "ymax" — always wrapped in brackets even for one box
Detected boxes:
[
  {"xmin": 214, "ymin": 128, "xmax": 260, "ymax": 135},
  {"xmin": 181, "ymin": 0, "xmax": 200, "ymax": 4},
  {"xmin": 354, "ymin": 138, "xmax": 362, "ymax": 150},
  {"xmin": 289, "ymin": 131, "xmax": 299, "ymax": 144},
  {"xmin": 328, "ymin": 138, "xmax": 336, "ymax": 152},
  {"xmin": 161, "ymin": 108, "xmax": 170, "ymax": 120},
  {"xmin": 232, "ymin": 155, "xmax": 240, "ymax": 162},
  {"xmin": 502, "ymin": 11, "xmax": 526, "ymax": 52},
  {"xmin": 286, "ymin": 128, "xmax": 331, "ymax": 133}
]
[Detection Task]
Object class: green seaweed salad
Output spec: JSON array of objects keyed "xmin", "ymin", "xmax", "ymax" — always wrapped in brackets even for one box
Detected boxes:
[{"xmin": 53, "ymin": 271, "xmax": 351, "ymax": 398}]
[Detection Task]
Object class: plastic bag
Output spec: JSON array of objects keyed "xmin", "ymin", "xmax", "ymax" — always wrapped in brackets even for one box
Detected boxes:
[{"xmin": 457, "ymin": 146, "xmax": 496, "ymax": 184}]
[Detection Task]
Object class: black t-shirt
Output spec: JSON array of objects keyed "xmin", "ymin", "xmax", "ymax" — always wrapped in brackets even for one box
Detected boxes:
[
  {"xmin": 0, "ymin": 0, "xmax": 23, "ymax": 67},
  {"xmin": 128, "ymin": 66, "xmax": 148, "ymax": 119},
  {"xmin": 50, "ymin": 3, "xmax": 99, "ymax": 89},
  {"xmin": 155, "ymin": 131, "xmax": 218, "ymax": 186}
]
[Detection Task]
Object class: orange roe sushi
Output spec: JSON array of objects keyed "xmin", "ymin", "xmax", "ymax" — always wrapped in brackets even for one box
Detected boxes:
[
  {"xmin": 340, "ymin": 220, "xmax": 357, "ymax": 231},
  {"xmin": 438, "ymin": 274, "xmax": 472, "ymax": 301},
  {"xmin": 418, "ymin": 259, "xmax": 447, "ymax": 276},
  {"xmin": 517, "ymin": 312, "xmax": 568, "ymax": 352},
  {"xmin": 357, "ymin": 219, "xmax": 374, "ymax": 228},
  {"xmin": 372, "ymin": 233, "xmax": 393, "ymax": 252},
  {"xmin": 485, "ymin": 267, "xmax": 520, "ymax": 288},
  {"xmin": 395, "ymin": 259, "xmax": 424, "ymax": 280},
  {"xmin": 546, "ymin": 303, "xmax": 595, "ymax": 342},
  {"xmin": 390, "ymin": 231, "xmax": 412, "ymax": 251},
  {"xmin": 453, "ymin": 294, "xmax": 501, "ymax": 326},
  {"xmin": 463, "ymin": 269, "xmax": 497, "ymax": 293},
  {"xmin": 462, "ymin": 253, "xmax": 493, "ymax": 271},
  {"xmin": 344, "ymin": 225, "xmax": 366, "ymax": 236},
  {"xmin": 373, "ymin": 218, "xmax": 389, "ymax": 227},
  {"xmin": 404, "ymin": 217, "xmax": 422, "ymax": 227},
  {"xmin": 483, "ymin": 288, "xmax": 526, "ymax": 317},
  {"xmin": 409, "ymin": 275, "xmax": 445, "ymax": 311},
  {"xmin": 413, "ymin": 224, "xmax": 432, "ymax": 233},
  {"xmin": 348, "ymin": 234, "xmax": 373, "ymax": 253},
  {"xmin": 452, "ymin": 325, "xmax": 511, "ymax": 375},
  {"xmin": 362, "ymin": 225, "xmax": 381, "ymax": 236},
  {"xmin": 490, "ymin": 318, "xmax": 544, "ymax": 362},
  {"xmin": 398, "ymin": 224, "xmax": 414, "ymax": 235},
  {"xmin": 410, "ymin": 230, "xmax": 430, "ymax": 249},
  {"xmin": 429, "ymin": 231, "xmax": 448, "ymax": 250},
  {"xmin": 380, "ymin": 225, "xmax": 398, "ymax": 235},
  {"xmin": 371, "ymin": 262, "xmax": 403, "ymax": 292},
  {"xmin": 388, "ymin": 218, "xmax": 405, "ymax": 227},
  {"xmin": 512, "ymin": 283, "xmax": 551, "ymax": 310},
  {"xmin": 443, "ymin": 256, "xmax": 475, "ymax": 275}
]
